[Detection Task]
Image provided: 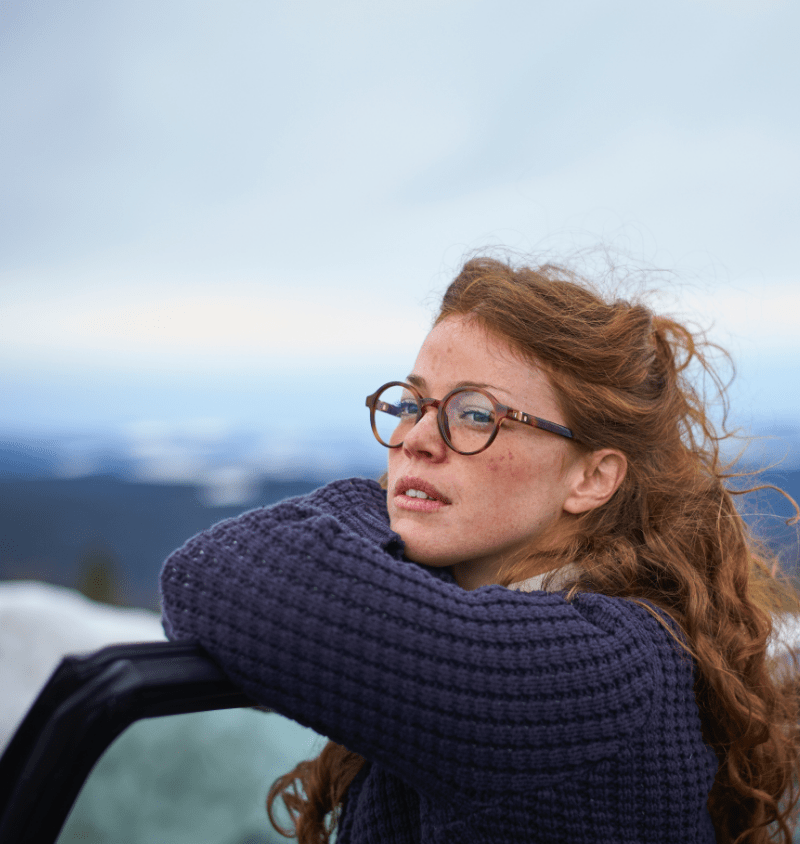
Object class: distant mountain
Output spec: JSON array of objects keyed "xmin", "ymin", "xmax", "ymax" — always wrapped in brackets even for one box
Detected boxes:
[
  {"xmin": 0, "ymin": 430, "xmax": 385, "ymax": 502},
  {"xmin": 0, "ymin": 441, "xmax": 61, "ymax": 479}
]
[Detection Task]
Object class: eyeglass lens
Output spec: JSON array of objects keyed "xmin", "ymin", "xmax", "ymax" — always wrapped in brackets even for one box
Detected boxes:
[{"xmin": 373, "ymin": 384, "xmax": 496, "ymax": 454}]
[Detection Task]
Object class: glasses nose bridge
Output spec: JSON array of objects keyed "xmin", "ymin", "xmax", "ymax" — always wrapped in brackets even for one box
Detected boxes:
[
  {"xmin": 409, "ymin": 395, "xmax": 448, "ymax": 445},
  {"xmin": 414, "ymin": 395, "xmax": 444, "ymax": 429},
  {"xmin": 417, "ymin": 396, "xmax": 442, "ymax": 415}
]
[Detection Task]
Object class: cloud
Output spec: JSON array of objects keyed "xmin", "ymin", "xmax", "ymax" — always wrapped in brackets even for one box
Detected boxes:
[
  {"xmin": 672, "ymin": 280, "xmax": 800, "ymax": 355},
  {"xmin": 1, "ymin": 0, "xmax": 797, "ymax": 439},
  {"xmin": 0, "ymin": 268, "xmax": 431, "ymax": 372}
]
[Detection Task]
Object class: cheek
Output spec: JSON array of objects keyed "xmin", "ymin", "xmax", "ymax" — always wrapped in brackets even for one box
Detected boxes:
[{"xmin": 484, "ymin": 450, "xmax": 529, "ymax": 481}]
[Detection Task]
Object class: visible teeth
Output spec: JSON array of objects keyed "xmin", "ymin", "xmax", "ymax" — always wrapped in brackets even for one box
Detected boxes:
[{"xmin": 405, "ymin": 489, "xmax": 433, "ymax": 499}]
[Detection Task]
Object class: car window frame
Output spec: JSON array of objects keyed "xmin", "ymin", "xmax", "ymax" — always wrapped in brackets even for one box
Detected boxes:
[{"xmin": 0, "ymin": 640, "xmax": 255, "ymax": 844}]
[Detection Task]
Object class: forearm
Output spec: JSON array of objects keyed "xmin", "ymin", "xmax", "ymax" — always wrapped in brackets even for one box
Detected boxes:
[{"xmin": 160, "ymin": 478, "xmax": 657, "ymax": 804}]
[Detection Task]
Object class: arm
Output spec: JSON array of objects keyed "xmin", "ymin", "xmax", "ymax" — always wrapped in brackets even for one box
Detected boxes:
[{"xmin": 160, "ymin": 478, "xmax": 656, "ymax": 805}]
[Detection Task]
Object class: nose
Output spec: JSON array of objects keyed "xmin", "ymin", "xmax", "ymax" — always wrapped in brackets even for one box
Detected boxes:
[{"xmin": 401, "ymin": 403, "xmax": 448, "ymax": 461}]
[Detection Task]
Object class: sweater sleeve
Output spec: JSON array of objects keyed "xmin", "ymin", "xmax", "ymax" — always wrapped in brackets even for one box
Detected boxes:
[{"xmin": 159, "ymin": 477, "xmax": 657, "ymax": 805}]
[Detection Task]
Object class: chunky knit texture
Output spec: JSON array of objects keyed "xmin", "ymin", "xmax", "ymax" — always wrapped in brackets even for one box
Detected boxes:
[{"xmin": 160, "ymin": 477, "xmax": 719, "ymax": 843}]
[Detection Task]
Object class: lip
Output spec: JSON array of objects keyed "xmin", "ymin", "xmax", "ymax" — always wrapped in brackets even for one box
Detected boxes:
[{"xmin": 393, "ymin": 476, "xmax": 451, "ymax": 511}]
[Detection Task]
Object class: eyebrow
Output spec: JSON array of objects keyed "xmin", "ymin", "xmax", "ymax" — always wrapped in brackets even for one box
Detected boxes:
[{"xmin": 406, "ymin": 373, "xmax": 501, "ymax": 393}]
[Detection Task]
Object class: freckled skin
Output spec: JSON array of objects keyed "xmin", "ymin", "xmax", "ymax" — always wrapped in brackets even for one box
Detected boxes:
[{"xmin": 386, "ymin": 316, "xmax": 589, "ymax": 590}]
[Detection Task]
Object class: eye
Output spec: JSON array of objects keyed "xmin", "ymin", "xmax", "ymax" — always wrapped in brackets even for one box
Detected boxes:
[
  {"xmin": 446, "ymin": 391, "xmax": 495, "ymax": 430},
  {"xmin": 398, "ymin": 397, "xmax": 420, "ymax": 418},
  {"xmin": 458, "ymin": 407, "xmax": 494, "ymax": 428}
]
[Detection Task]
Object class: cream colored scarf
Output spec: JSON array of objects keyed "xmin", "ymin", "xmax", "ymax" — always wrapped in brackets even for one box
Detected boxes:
[{"xmin": 508, "ymin": 564, "xmax": 578, "ymax": 593}]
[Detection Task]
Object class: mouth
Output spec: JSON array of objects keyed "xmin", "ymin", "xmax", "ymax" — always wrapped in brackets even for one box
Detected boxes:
[{"xmin": 394, "ymin": 476, "xmax": 451, "ymax": 506}]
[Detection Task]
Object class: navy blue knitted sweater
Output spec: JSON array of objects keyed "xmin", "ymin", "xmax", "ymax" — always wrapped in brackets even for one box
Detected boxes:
[{"xmin": 159, "ymin": 477, "xmax": 719, "ymax": 843}]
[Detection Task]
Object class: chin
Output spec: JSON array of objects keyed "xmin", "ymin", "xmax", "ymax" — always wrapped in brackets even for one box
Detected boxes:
[{"xmin": 398, "ymin": 538, "xmax": 456, "ymax": 569}]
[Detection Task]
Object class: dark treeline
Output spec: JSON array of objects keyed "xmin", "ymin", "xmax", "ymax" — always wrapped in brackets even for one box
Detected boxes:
[{"xmin": 0, "ymin": 475, "xmax": 322, "ymax": 610}]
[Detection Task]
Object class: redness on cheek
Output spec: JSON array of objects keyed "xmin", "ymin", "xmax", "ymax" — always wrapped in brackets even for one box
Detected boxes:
[
  {"xmin": 505, "ymin": 449, "xmax": 532, "ymax": 481},
  {"xmin": 486, "ymin": 450, "xmax": 518, "ymax": 473},
  {"xmin": 484, "ymin": 452, "xmax": 506, "ymax": 472}
]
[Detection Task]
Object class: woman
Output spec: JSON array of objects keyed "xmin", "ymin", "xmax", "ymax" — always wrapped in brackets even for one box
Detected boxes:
[{"xmin": 160, "ymin": 256, "xmax": 799, "ymax": 843}]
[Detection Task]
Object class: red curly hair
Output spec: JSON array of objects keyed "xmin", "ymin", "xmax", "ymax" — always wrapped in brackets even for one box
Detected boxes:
[{"xmin": 268, "ymin": 256, "xmax": 800, "ymax": 844}]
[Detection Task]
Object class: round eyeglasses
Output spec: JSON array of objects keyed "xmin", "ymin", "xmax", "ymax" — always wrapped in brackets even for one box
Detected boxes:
[{"xmin": 365, "ymin": 381, "xmax": 576, "ymax": 456}]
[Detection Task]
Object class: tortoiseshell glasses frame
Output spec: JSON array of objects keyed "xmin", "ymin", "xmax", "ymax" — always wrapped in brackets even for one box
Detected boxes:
[{"xmin": 365, "ymin": 381, "xmax": 576, "ymax": 456}]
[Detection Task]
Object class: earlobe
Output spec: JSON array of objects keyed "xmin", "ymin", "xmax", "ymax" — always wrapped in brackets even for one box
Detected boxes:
[{"xmin": 563, "ymin": 449, "xmax": 627, "ymax": 515}]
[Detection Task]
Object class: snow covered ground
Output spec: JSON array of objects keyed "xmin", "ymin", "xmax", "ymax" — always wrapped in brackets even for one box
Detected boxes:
[
  {"xmin": 0, "ymin": 581, "xmax": 325, "ymax": 844},
  {"xmin": 0, "ymin": 580, "xmax": 166, "ymax": 752}
]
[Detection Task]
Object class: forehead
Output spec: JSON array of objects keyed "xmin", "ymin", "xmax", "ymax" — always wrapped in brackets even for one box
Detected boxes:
[{"xmin": 411, "ymin": 315, "xmax": 560, "ymax": 411}]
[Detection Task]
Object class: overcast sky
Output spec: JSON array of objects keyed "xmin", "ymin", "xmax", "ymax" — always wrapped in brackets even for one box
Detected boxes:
[{"xmin": 1, "ymin": 0, "xmax": 798, "ymax": 455}]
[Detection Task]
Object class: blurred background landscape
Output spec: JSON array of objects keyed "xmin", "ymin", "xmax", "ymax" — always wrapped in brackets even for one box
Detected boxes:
[{"xmin": 2, "ymin": 0, "xmax": 799, "ymax": 611}]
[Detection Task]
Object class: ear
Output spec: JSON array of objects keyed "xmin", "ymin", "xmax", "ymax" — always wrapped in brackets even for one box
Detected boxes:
[{"xmin": 563, "ymin": 449, "xmax": 627, "ymax": 515}]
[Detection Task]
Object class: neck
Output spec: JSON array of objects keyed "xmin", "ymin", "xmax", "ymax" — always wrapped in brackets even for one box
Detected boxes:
[{"xmin": 451, "ymin": 554, "xmax": 566, "ymax": 591}]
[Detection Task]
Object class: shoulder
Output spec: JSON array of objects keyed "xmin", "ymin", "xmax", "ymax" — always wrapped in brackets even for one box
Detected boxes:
[
  {"xmin": 304, "ymin": 477, "xmax": 387, "ymax": 509},
  {"xmin": 557, "ymin": 591, "xmax": 691, "ymax": 673},
  {"xmin": 196, "ymin": 476, "xmax": 396, "ymax": 549},
  {"xmin": 221, "ymin": 477, "xmax": 386, "ymax": 523}
]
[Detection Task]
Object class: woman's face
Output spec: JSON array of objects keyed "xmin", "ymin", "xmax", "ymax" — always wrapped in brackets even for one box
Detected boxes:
[{"xmin": 386, "ymin": 315, "xmax": 586, "ymax": 590}]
